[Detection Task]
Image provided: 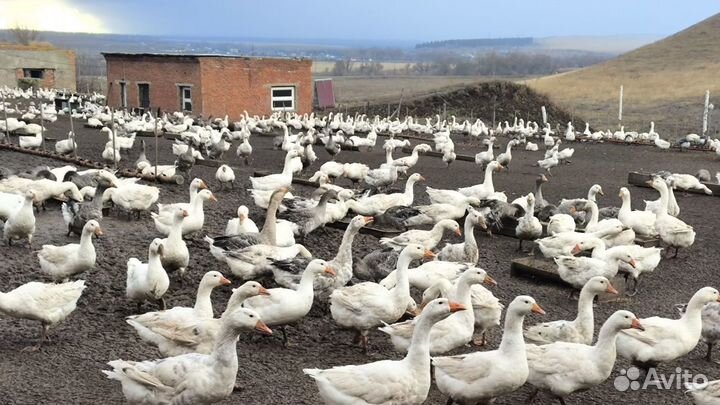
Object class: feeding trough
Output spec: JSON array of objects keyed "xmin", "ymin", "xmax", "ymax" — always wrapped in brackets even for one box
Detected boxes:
[
  {"xmin": 400, "ymin": 146, "xmax": 475, "ymax": 162},
  {"xmin": 627, "ymin": 171, "xmax": 720, "ymax": 196},
  {"xmin": 327, "ymin": 217, "xmax": 401, "ymax": 238}
]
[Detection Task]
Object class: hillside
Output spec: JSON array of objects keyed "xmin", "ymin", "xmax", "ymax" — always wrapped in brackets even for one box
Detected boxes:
[
  {"xmin": 527, "ymin": 13, "xmax": 720, "ymax": 137},
  {"xmin": 342, "ymin": 81, "xmax": 575, "ymax": 128}
]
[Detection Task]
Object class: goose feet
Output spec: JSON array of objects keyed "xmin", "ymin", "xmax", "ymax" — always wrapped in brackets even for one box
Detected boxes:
[
  {"xmin": 472, "ymin": 332, "xmax": 487, "ymax": 346},
  {"xmin": 706, "ymin": 343, "xmax": 714, "ymax": 362},
  {"xmin": 22, "ymin": 323, "xmax": 50, "ymax": 352}
]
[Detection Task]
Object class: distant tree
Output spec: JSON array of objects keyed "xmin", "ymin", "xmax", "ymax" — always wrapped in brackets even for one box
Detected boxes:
[
  {"xmin": 332, "ymin": 59, "xmax": 354, "ymax": 76},
  {"xmin": 9, "ymin": 25, "xmax": 40, "ymax": 45}
]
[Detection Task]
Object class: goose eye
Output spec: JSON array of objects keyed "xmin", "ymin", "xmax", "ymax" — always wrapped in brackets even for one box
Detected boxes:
[
  {"xmin": 524, "ymin": 300, "xmax": 529, "ymax": 304},
  {"xmin": 625, "ymin": 315, "xmax": 629, "ymax": 319},
  {"xmin": 249, "ymin": 314, "xmax": 254, "ymax": 318}
]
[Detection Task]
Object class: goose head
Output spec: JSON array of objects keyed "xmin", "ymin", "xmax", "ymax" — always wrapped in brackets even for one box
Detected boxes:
[
  {"xmin": 509, "ymin": 295, "xmax": 545, "ymax": 316},
  {"xmin": 224, "ymin": 307, "xmax": 272, "ymax": 335},
  {"xmin": 401, "ymin": 243, "xmax": 435, "ymax": 262},
  {"xmin": 407, "ymin": 173, "xmax": 425, "ymax": 183},
  {"xmin": 149, "ymin": 238, "xmax": 164, "ymax": 257},
  {"xmin": 583, "ymin": 276, "xmax": 618, "ymax": 296},
  {"xmin": 348, "ymin": 215, "xmax": 373, "ymax": 230},
  {"xmin": 536, "ymin": 174, "xmax": 549, "ymax": 185},
  {"xmin": 172, "ymin": 207, "xmax": 189, "ymax": 223},
  {"xmin": 489, "ymin": 161, "xmax": 505, "ymax": 172},
  {"xmin": 419, "ymin": 298, "xmax": 466, "ymax": 323},
  {"xmin": 200, "ymin": 270, "xmax": 232, "ymax": 288},
  {"xmin": 336, "ymin": 189, "xmax": 356, "ymax": 202},
  {"xmin": 690, "ymin": 287, "xmax": 720, "ymax": 307},
  {"xmin": 24, "ymin": 190, "xmax": 37, "ymax": 203},
  {"xmin": 197, "ymin": 189, "xmax": 217, "ymax": 203},
  {"xmin": 459, "ymin": 267, "xmax": 496, "ymax": 287},
  {"xmin": 590, "ymin": 184, "xmax": 604, "ymax": 197},
  {"xmin": 645, "ymin": 176, "xmax": 666, "ymax": 192},
  {"xmin": 606, "ymin": 310, "xmax": 644, "ymax": 331},
  {"xmin": 618, "ymin": 187, "xmax": 631, "ymax": 201},
  {"xmin": 305, "ymin": 259, "xmax": 336, "ymax": 278},
  {"xmin": 233, "ymin": 281, "xmax": 270, "ymax": 299},
  {"xmin": 437, "ymin": 219, "xmax": 461, "ymax": 237},
  {"xmin": 237, "ymin": 205, "xmax": 249, "ymax": 221},
  {"xmin": 83, "ymin": 219, "xmax": 103, "ymax": 237}
]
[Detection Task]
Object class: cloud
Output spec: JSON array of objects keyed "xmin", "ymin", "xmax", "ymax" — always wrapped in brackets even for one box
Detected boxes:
[{"xmin": 0, "ymin": 0, "xmax": 107, "ymax": 33}]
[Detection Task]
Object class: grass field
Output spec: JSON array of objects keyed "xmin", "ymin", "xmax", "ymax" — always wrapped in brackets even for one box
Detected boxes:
[
  {"xmin": 318, "ymin": 75, "xmax": 533, "ymax": 107},
  {"xmin": 527, "ymin": 13, "xmax": 720, "ymax": 137},
  {"xmin": 311, "ymin": 61, "xmax": 411, "ymax": 74}
]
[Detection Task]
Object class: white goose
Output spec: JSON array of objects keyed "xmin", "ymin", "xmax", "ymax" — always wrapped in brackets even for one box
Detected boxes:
[
  {"xmin": 347, "ymin": 173, "xmax": 424, "ymax": 216},
  {"xmin": 0, "ymin": 280, "xmax": 86, "ymax": 351},
  {"xmin": 554, "ymin": 244, "xmax": 636, "ymax": 289},
  {"xmin": 330, "ymin": 244, "xmax": 434, "ymax": 352},
  {"xmin": 157, "ymin": 207, "xmax": 190, "ymax": 277},
  {"xmin": 380, "ymin": 219, "xmax": 461, "ymax": 251},
  {"xmin": 438, "ymin": 209, "xmax": 486, "ymax": 264},
  {"xmin": 433, "ymin": 296, "xmax": 545, "ymax": 405},
  {"xmin": 647, "ymin": 176, "xmax": 695, "ymax": 258},
  {"xmin": 126, "ymin": 239, "xmax": 170, "ymax": 310},
  {"xmin": 157, "ymin": 178, "xmax": 208, "ymax": 215},
  {"xmin": 305, "ymin": 298, "xmax": 465, "ymax": 405},
  {"xmin": 458, "ymin": 161, "xmax": 504, "ymax": 200},
  {"xmin": 152, "ymin": 189, "xmax": 217, "ymax": 236},
  {"xmin": 525, "ymin": 276, "xmax": 617, "ymax": 345},
  {"xmin": 104, "ymin": 308, "xmax": 272, "ymax": 405},
  {"xmin": 617, "ymin": 187, "xmax": 657, "ymax": 236},
  {"xmin": 38, "ymin": 220, "xmax": 102, "ymax": 281},
  {"xmin": 2, "ymin": 190, "xmax": 36, "ymax": 247},
  {"xmin": 224, "ymin": 205, "xmax": 259, "ymax": 235}
]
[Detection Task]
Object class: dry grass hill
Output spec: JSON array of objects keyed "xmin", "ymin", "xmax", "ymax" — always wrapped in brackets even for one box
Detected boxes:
[{"xmin": 527, "ymin": 13, "xmax": 720, "ymax": 138}]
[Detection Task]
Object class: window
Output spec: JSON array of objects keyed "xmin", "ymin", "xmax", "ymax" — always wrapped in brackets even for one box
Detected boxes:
[
  {"xmin": 119, "ymin": 81, "xmax": 128, "ymax": 108},
  {"xmin": 271, "ymin": 86, "xmax": 295, "ymax": 111},
  {"xmin": 138, "ymin": 83, "xmax": 150, "ymax": 108},
  {"xmin": 179, "ymin": 85, "xmax": 192, "ymax": 112},
  {"xmin": 23, "ymin": 68, "xmax": 44, "ymax": 79}
]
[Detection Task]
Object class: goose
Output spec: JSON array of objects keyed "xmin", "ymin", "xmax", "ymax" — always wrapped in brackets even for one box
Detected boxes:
[
  {"xmin": 525, "ymin": 310, "xmax": 644, "ymax": 404},
  {"xmin": 617, "ymin": 287, "xmax": 720, "ymax": 372},
  {"xmin": 0, "ymin": 191, "xmax": 26, "ymax": 220},
  {"xmin": 496, "ymin": 140, "xmax": 516, "ymax": 168},
  {"xmin": 537, "ymin": 152, "xmax": 559, "ymax": 175},
  {"xmin": 391, "ymin": 143, "xmax": 431, "ymax": 170},
  {"xmin": 670, "ymin": 173, "xmax": 713, "ymax": 194},
  {"xmin": 18, "ymin": 131, "xmax": 43, "ymax": 149},
  {"xmin": 547, "ymin": 213, "xmax": 575, "ymax": 235},
  {"xmin": 554, "ymin": 244, "xmax": 636, "ymax": 290},
  {"xmin": 617, "ymin": 187, "xmax": 657, "ymax": 236},
  {"xmin": 279, "ymin": 189, "xmax": 338, "ymax": 237},
  {"xmin": 105, "ymin": 183, "xmax": 160, "ymax": 220},
  {"xmin": 330, "ymin": 244, "xmax": 434, "ymax": 352},
  {"xmin": 474, "ymin": 138, "xmax": 495, "ymax": 167},
  {"xmin": 223, "ymin": 243, "xmax": 312, "ymax": 280},
  {"xmin": 205, "ymin": 188, "xmax": 289, "ymax": 256},
  {"xmin": 0, "ymin": 280, "xmax": 86, "ymax": 351},
  {"xmin": 645, "ymin": 176, "xmax": 679, "ymax": 216},
  {"xmin": 135, "ymin": 139, "xmax": 150, "ymax": 169},
  {"xmin": 38, "ymin": 220, "xmax": 102, "ymax": 281},
  {"xmin": 55, "ymin": 131, "xmax": 76, "ymax": 154},
  {"xmin": 433, "ymin": 296, "xmax": 545, "ymax": 405},
  {"xmin": 537, "ymin": 224, "xmax": 623, "ymax": 258},
  {"xmin": 224, "ymin": 205, "xmax": 259, "ymax": 236},
  {"xmin": 319, "ymin": 160, "xmax": 346, "ymax": 181},
  {"xmin": 516, "ymin": 193, "xmax": 542, "ymax": 251},
  {"xmin": 525, "ymin": 276, "xmax": 617, "ymax": 345},
  {"xmin": 685, "ymin": 379, "xmax": 720, "ymax": 405},
  {"xmin": 157, "ymin": 178, "xmax": 208, "ymax": 215},
  {"xmin": 61, "ymin": 180, "xmax": 113, "ymax": 236},
  {"xmin": 458, "ymin": 161, "xmax": 504, "ymax": 200},
  {"xmin": 364, "ymin": 153, "xmax": 401, "ymax": 189},
  {"xmin": 152, "ymin": 189, "xmax": 217, "ymax": 237},
  {"xmin": 215, "ymin": 165, "xmax": 235, "ymax": 190},
  {"xmin": 156, "ymin": 207, "xmax": 190, "ymax": 277},
  {"xmin": 380, "ymin": 267, "xmax": 496, "ymax": 354},
  {"xmin": 2, "ymin": 178, "xmax": 84, "ymax": 208},
  {"xmin": 248, "ymin": 149, "xmax": 300, "ymax": 191},
  {"xmin": 378, "ymin": 260, "xmax": 468, "ymax": 291},
  {"xmin": 646, "ymin": 177, "xmax": 695, "ymax": 257},
  {"xmin": 655, "ymin": 136, "xmax": 671, "ymax": 150},
  {"xmin": 426, "ymin": 187, "xmax": 481, "ymax": 206},
  {"xmin": 526, "ymin": 142, "xmax": 539, "ymax": 151},
  {"xmin": 242, "ymin": 259, "xmax": 335, "ymax": 345},
  {"xmin": 236, "ymin": 134, "xmax": 253, "ymax": 165},
  {"xmin": 677, "ymin": 302, "xmax": 720, "ymax": 362},
  {"xmin": 3, "ymin": 190, "xmax": 36, "ymax": 247},
  {"xmin": 126, "ymin": 239, "xmax": 169, "ymax": 310},
  {"xmin": 403, "ymin": 197, "xmax": 480, "ymax": 227},
  {"xmin": 341, "ymin": 163, "xmax": 369, "ymax": 186},
  {"xmin": 305, "ymin": 298, "xmax": 464, "ymax": 405},
  {"xmin": 380, "ymin": 219, "xmax": 461, "ymax": 251},
  {"xmin": 347, "ymin": 173, "xmax": 424, "ymax": 216},
  {"xmin": 104, "ymin": 307, "xmax": 272, "ymax": 405},
  {"xmin": 438, "ymin": 209, "xmax": 486, "ymax": 264}
]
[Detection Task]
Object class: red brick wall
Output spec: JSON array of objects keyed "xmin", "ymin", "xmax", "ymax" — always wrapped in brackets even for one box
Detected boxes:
[
  {"xmin": 199, "ymin": 57, "xmax": 312, "ymax": 118},
  {"xmin": 105, "ymin": 55, "xmax": 203, "ymax": 114},
  {"xmin": 15, "ymin": 68, "xmax": 56, "ymax": 88}
]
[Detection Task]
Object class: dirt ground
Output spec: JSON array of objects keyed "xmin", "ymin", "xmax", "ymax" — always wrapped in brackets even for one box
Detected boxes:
[{"xmin": 0, "ymin": 115, "xmax": 719, "ymax": 405}]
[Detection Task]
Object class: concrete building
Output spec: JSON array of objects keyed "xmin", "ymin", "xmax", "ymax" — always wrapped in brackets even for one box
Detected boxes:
[
  {"xmin": 0, "ymin": 44, "xmax": 77, "ymax": 91},
  {"xmin": 102, "ymin": 53, "xmax": 313, "ymax": 117}
]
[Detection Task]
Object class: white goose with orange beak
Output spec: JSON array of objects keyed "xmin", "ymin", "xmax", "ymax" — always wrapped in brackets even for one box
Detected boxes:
[{"xmin": 37, "ymin": 219, "xmax": 102, "ymax": 281}]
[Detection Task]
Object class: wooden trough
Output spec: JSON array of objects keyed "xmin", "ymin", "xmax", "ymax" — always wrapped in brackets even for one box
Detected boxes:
[
  {"xmin": 628, "ymin": 171, "xmax": 720, "ymax": 196},
  {"xmin": 326, "ymin": 218, "xmax": 401, "ymax": 238},
  {"xmin": 400, "ymin": 146, "xmax": 475, "ymax": 162}
]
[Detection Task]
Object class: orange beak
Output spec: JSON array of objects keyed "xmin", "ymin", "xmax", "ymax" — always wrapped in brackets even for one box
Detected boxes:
[
  {"xmin": 531, "ymin": 303, "xmax": 546, "ymax": 315},
  {"xmin": 209, "ymin": 194, "xmax": 218, "ymax": 202},
  {"xmin": 628, "ymin": 259, "xmax": 637, "ymax": 268},
  {"xmin": 324, "ymin": 266, "xmax": 336, "ymax": 276},
  {"xmin": 182, "ymin": 210, "xmax": 189, "ymax": 217},
  {"xmin": 258, "ymin": 286, "xmax": 270, "ymax": 296},
  {"xmin": 419, "ymin": 176, "xmax": 426, "ymax": 181},
  {"xmin": 483, "ymin": 275, "xmax": 497, "ymax": 286},
  {"xmin": 423, "ymin": 250, "xmax": 436, "ymax": 259},
  {"xmin": 94, "ymin": 227, "xmax": 103, "ymax": 236},
  {"xmin": 363, "ymin": 216, "xmax": 374, "ymax": 224},
  {"xmin": 454, "ymin": 228, "xmax": 462, "ymax": 237},
  {"xmin": 254, "ymin": 320, "xmax": 273, "ymax": 335},
  {"xmin": 448, "ymin": 301, "xmax": 466, "ymax": 313},
  {"xmin": 631, "ymin": 319, "xmax": 644, "ymax": 331},
  {"xmin": 571, "ymin": 244, "xmax": 582, "ymax": 255},
  {"xmin": 220, "ymin": 277, "xmax": 231, "ymax": 286},
  {"xmin": 497, "ymin": 165, "xmax": 506, "ymax": 172},
  {"xmin": 198, "ymin": 180, "xmax": 208, "ymax": 190},
  {"xmin": 239, "ymin": 214, "xmax": 246, "ymax": 221},
  {"xmin": 569, "ymin": 206, "xmax": 577, "ymax": 214},
  {"xmin": 406, "ymin": 307, "xmax": 421, "ymax": 317},
  {"xmin": 606, "ymin": 283, "xmax": 619, "ymax": 295}
]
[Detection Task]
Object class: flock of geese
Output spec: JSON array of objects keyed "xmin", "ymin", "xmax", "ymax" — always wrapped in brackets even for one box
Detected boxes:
[{"xmin": 1, "ymin": 85, "xmax": 720, "ymax": 405}]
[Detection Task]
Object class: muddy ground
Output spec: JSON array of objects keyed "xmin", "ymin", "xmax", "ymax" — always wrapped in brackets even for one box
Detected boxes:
[{"xmin": 0, "ymin": 115, "xmax": 719, "ymax": 405}]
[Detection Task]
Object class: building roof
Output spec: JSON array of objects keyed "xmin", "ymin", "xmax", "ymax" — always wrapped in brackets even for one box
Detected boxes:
[{"xmin": 101, "ymin": 52, "xmax": 307, "ymax": 62}]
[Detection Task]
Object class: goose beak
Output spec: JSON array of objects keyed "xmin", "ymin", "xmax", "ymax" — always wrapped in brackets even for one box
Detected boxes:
[
  {"xmin": 324, "ymin": 266, "xmax": 336, "ymax": 277},
  {"xmin": 258, "ymin": 286, "xmax": 270, "ymax": 296},
  {"xmin": 531, "ymin": 303, "xmax": 546, "ymax": 315},
  {"xmin": 631, "ymin": 319, "xmax": 644, "ymax": 331},
  {"xmin": 448, "ymin": 301, "xmax": 466, "ymax": 313},
  {"xmin": 209, "ymin": 194, "xmax": 218, "ymax": 202},
  {"xmin": 363, "ymin": 216, "xmax": 374, "ymax": 224},
  {"xmin": 606, "ymin": 283, "xmax": 619, "ymax": 295},
  {"xmin": 182, "ymin": 210, "xmax": 189, "ymax": 217},
  {"xmin": 423, "ymin": 250, "xmax": 436, "ymax": 259},
  {"xmin": 483, "ymin": 275, "xmax": 497, "ymax": 286},
  {"xmin": 628, "ymin": 259, "xmax": 637, "ymax": 268},
  {"xmin": 598, "ymin": 190, "xmax": 605, "ymax": 196},
  {"xmin": 238, "ymin": 214, "xmax": 246, "ymax": 221},
  {"xmin": 571, "ymin": 244, "xmax": 582, "ymax": 255},
  {"xmin": 454, "ymin": 228, "xmax": 462, "ymax": 236},
  {"xmin": 407, "ymin": 307, "xmax": 422, "ymax": 317},
  {"xmin": 220, "ymin": 277, "xmax": 232, "ymax": 286},
  {"xmin": 569, "ymin": 206, "xmax": 576, "ymax": 214},
  {"xmin": 94, "ymin": 227, "xmax": 103, "ymax": 237},
  {"xmin": 254, "ymin": 320, "xmax": 273, "ymax": 335},
  {"xmin": 198, "ymin": 180, "xmax": 208, "ymax": 190},
  {"xmin": 645, "ymin": 180, "xmax": 653, "ymax": 186},
  {"xmin": 419, "ymin": 176, "xmax": 426, "ymax": 181}
]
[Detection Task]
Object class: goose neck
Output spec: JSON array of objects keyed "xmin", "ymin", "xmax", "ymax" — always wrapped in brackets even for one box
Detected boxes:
[
  {"xmin": 404, "ymin": 313, "xmax": 434, "ymax": 369},
  {"xmin": 499, "ymin": 310, "xmax": 527, "ymax": 354},
  {"xmin": 333, "ymin": 224, "xmax": 358, "ymax": 266},
  {"xmin": 193, "ymin": 282, "xmax": 216, "ymax": 317},
  {"xmin": 574, "ymin": 288, "xmax": 597, "ymax": 336}
]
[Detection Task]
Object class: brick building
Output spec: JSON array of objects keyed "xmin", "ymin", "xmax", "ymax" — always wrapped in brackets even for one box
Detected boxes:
[
  {"xmin": 0, "ymin": 44, "xmax": 77, "ymax": 91},
  {"xmin": 102, "ymin": 53, "xmax": 312, "ymax": 117}
]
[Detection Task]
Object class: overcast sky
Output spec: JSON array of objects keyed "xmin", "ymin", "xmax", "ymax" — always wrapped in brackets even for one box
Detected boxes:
[{"xmin": 3, "ymin": 0, "xmax": 720, "ymax": 42}]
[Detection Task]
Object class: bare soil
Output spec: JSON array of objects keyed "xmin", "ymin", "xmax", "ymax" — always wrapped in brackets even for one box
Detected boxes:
[{"xmin": 0, "ymin": 115, "xmax": 719, "ymax": 404}]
